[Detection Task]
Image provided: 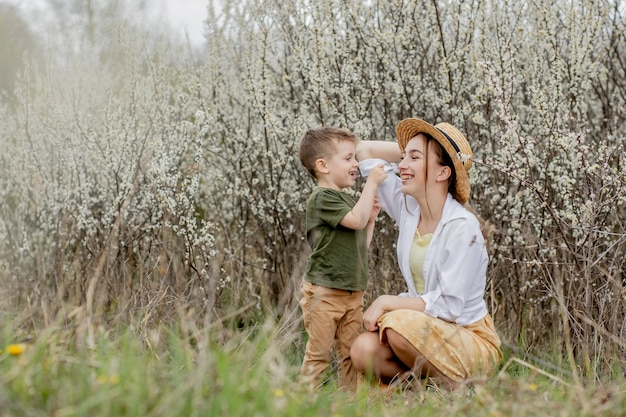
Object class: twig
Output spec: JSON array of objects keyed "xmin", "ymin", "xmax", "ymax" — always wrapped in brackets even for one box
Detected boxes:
[{"xmin": 498, "ymin": 356, "xmax": 571, "ymax": 387}]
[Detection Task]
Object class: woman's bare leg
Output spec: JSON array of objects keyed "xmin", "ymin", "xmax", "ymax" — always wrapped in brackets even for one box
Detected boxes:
[
  {"xmin": 386, "ymin": 329, "xmax": 460, "ymax": 390},
  {"xmin": 350, "ymin": 331, "xmax": 409, "ymax": 384}
]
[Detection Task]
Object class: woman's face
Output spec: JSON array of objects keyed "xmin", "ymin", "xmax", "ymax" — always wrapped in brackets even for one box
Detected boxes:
[{"xmin": 398, "ymin": 134, "xmax": 445, "ymax": 197}]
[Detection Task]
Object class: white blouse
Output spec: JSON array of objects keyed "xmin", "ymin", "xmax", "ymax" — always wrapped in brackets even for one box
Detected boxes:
[{"xmin": 360, "ymin": 158, "xmax": 489, "ymax": 326}]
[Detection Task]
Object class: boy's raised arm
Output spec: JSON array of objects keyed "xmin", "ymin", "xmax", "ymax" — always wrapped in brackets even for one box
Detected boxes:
[{"xmin": 339, "ymin": 164, "xmax": 386, "ymax": 230}]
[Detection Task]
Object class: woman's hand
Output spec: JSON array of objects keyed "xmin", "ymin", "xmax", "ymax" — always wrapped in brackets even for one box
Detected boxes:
[
  {"xmin": 362, "ymin": 295, "xmax": 392, "ymax": 332},
  {"xmin": 362, "ymin": 295, "xmax": 427, "ymax": 332}
]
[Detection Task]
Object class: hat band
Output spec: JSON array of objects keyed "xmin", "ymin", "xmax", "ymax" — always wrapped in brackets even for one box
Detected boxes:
[{"xmin": 435, "ymin": 127, "xmax": 461, "ymax": 154}]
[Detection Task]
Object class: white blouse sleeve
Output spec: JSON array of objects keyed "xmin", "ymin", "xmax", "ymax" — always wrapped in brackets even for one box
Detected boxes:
[{"xmin": 358, "ymin": 159, "xmax": 403, "ymax": 224}]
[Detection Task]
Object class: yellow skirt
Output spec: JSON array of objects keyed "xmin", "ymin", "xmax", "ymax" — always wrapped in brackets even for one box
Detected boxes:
[{"xmin": 379, "ymin": 310, "xmax": 503, "ymax": 383}]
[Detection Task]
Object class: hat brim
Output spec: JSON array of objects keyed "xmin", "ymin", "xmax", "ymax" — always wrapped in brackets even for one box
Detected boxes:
[{"xmin": 395, "ymin": 118, "xmax": 471, "ymax": 203}]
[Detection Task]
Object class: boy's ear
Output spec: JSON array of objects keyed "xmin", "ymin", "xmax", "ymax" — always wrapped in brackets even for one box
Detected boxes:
[{"xmin": 315, "ymin": 158, "xmax": 329, "ymax": 174}]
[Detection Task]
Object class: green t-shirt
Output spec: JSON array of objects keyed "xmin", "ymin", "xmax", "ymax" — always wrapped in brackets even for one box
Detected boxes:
[{"xmin": 303, "ymin": 187, "xmax": 368, "ymax": 291}]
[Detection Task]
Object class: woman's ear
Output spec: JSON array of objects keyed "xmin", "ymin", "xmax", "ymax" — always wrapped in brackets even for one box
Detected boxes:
[
  {"xmin": 315, "ymin": 158, "xmax": 329, "ymax": 174},
  {"xmin": 437, "ymin": 165, "xmax": 452, "ymax": 183}
]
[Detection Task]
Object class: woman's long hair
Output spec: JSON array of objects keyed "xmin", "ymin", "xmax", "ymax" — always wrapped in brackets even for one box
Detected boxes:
[{"xmin": 407, "ymin": 135, "xmax": 490, "ymax": 250}]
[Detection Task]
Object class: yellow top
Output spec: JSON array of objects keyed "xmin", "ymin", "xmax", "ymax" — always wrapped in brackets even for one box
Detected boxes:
[{"xmin": 409, "ymin": 229, "xmax": 432, "ymax": 293}]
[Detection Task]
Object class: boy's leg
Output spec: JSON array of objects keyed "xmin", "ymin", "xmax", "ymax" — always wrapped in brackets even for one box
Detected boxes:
[
  {"xmin": 336, "ymin": 290, "xmax": 364, "ymax": 391},
  {"xmin": 299, "ymin": 281, "xmax": 343, "ymax": 388}
]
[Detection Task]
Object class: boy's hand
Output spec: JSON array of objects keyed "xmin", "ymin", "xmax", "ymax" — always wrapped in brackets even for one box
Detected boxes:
[{"xmin": 367, "ymin": 163, "xmax": 387, "ymax": 185}]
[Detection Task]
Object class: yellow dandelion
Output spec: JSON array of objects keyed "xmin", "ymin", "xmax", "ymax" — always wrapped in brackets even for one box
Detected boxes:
[
  {"xmin": 527, "ymin": 383, "xmax": 538, "ymax": 391},
  {"xmin": 97, "ymin": 374, "xmax": 121, "ymax": 385},
  {"xmin": 273, "ymin": 389, "xmax": 284, "ymax": 397},
  {"xmin": 6, "ymin": 344, "xmax": 26, "ymax": 356}
]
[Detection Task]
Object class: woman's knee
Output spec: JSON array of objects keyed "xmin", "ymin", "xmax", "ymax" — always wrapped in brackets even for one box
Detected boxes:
[{"xmin": 350, "ymin": 332, "xmax": 378, "ymax": 369}]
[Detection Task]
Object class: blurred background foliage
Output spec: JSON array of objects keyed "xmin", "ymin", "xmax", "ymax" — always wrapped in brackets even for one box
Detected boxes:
[
  {"xmin": 0, "ymin": 0, "xmax": 624, "ymax": 381},
  {"xmin": 0, "ymin": 3, "xmax": 38, "ymax": 104}
]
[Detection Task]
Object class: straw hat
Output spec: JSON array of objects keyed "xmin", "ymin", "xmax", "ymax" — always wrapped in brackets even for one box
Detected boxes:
[{"xmin": 396, "ymin": 118, "xmax": 473, "ymax": 203}]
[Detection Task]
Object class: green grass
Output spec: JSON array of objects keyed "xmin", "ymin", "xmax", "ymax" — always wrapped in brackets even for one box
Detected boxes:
[{"xmin": 1, "ymin": 322, "xmax": 624, "ymax": 417}]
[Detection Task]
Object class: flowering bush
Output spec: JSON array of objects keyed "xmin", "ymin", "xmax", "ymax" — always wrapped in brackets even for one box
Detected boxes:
[{"xmin": 0, "ymin": 0, "xmax": 624, "ymax": 376}]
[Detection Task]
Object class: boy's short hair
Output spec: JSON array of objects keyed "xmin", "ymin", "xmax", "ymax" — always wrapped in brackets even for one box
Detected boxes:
[{"xmin": 299, "ymin": 127, "xmax": 357, "ymax": 178}]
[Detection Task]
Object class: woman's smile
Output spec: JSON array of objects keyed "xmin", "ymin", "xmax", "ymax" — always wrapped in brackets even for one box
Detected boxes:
[{"xmin": 400, "ymin": 171, "xmax": 414, "ymax": 183}]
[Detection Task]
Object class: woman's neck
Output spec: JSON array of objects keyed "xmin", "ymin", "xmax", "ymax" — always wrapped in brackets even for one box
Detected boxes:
[{"xmin": 416, "ymin": 192, "xmax": 447, "ymax": 235}]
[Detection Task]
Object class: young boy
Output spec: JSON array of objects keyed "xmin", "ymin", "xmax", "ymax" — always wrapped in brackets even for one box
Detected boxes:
[{"xmin": 298, "ymin": 127, "xmax": 387, "ymax": 391}]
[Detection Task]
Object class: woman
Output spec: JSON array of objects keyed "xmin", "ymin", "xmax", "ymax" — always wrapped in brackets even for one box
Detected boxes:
[{"xmin": 351, "ymin": 118, "xmax": 502, "ymax": 390}]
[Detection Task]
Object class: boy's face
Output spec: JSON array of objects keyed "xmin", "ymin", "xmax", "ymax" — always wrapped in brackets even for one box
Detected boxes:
[{"xmin": 317, "ymin": 139, "xmax": 358, "ymax": 190}]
